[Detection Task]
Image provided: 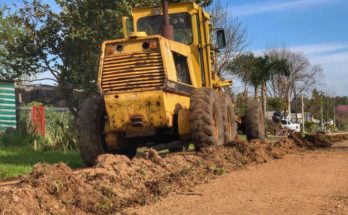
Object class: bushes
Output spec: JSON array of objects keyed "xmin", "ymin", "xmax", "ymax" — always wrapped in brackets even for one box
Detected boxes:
[
  {"xmin": 305, "ymin": 121, "xmax": 319, "ymax": 133},
  {"xmin": 44, "ymin": 108, "xmax": 77, "ymax": 151},
  {"xmin": 266, "ymin": 119, "xmax": 281, "ymax": 135},
  {"xmin": 0, "ymin": 106, "xmax": 77, "ymax": 151},
  {"xmin": 0, "ymin": 129, "xmax": 43, "ymax": 147}
]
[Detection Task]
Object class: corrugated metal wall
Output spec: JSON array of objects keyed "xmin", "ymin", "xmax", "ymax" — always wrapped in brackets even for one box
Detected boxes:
[{"xmin": 0, "ymin": 82, "xmax": 16, "ymax": 132}]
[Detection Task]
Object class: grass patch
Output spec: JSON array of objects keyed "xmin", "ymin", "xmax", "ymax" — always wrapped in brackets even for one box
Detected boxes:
[
  {"xmin": 238, "ymin": 134, "xmax": 247, "ymax": 142},
  {"xmin": 238, "ymin": 134, "xmax": 282, "ymax": 143},
  {"xmin": 0, "ymin": 135, "xmax": 283, "ymax": 180},
  {"xmin": 0, "ymin": 145, "xmax": 82, "ymax": 180},
  {"xmin": 266, "ymin": 135, "xmax": 283, "ymax": 143}
]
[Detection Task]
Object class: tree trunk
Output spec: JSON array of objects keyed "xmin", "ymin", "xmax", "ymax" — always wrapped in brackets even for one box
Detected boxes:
[
  {"xmin": 244, "ymin": 79, "xmax": 248, "ymax": 103},
  {"xmin": 261, "ymin": 82, "xmax": 267, "ymax": 137},
  {"xmin": 287, "ymin": 93, "xmax": 292, "ymax": 120},
  {"xmin": 254, "ymin": 86, "xmax": 259, "ymax": 101},
  {"xmin": 261, "ymin": 82, "xmax": 267, "ymax": 118},
  {"xmin": 284, "ymin": 96, "xmax": 289, "ymax": 119}
]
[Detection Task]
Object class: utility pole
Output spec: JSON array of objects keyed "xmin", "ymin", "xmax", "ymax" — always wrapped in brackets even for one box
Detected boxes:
[
  {"xmin": 320, "ymin": 96, "xmax": 324, "ymax": 131},
  {"xmin": 288, "ymin": 93, "xmax": 291, "ymax": 120},
  {"xmin": 333, "ymin": 97, "xmax": 336, "ymax": 131},
  {"xmin": 294, "ymin": 87, "xmax": 298, "ymax": 123},
  {"xmin": 302, "ymin": 93, "xmax": 305, "ymax": 133}
]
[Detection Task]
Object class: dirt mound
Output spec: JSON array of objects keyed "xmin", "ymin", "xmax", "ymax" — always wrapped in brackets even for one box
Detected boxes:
[
  {"xmin": 1, "ymin": 133, "xmax": 347, "ymax": 214},
  {"xmin": 289, "ymin": 132, "xmax": 348, "ymax": 149}
]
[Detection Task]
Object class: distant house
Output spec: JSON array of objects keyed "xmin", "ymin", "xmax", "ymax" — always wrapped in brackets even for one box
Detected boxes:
[
  {"xmin": 0, "ymin": 81, "xmax": 17, "ymax": 132},
  {"xmin": 336, "ymin": 105, "xmax": 348, "ymax": 130},
  {"xmin": 336, "ymin": 105, "xmax": 348, "ymax": 113},
  {"xmin": 0, "ymin": 82, "xmax": 70, "ymax": 133},
  {"xmin": 265, "ymin": 111, "xmax": 314, "ymax": 124},
  {"xmin": 16, "ymin": 84, "xmax": 66, "ymax": 107}
]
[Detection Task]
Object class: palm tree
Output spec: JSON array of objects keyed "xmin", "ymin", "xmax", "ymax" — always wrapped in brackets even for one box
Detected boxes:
[
  {"xmin": 229, "ymin": 53, "xmax": 290, "ymax": 119},
  {"xmin": 229, "ymin": 53, "xmax": 257, "ymax": 102},
  {"xmin": 254, "ymin": 55, "xmax": 290, "ymax": 117}
]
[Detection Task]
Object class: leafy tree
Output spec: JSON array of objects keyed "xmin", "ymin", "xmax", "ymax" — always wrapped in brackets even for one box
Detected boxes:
[
  {"xmin": 196, "ymin": 0, "xmax": 213, "ymax": 6},
  {"xmin": 229, "ymin": 52, "xmax": 256, "ymax": 102},
  {"xmin": 255, "ymin": 55, "xmax": 290, "ymax": 115},
  {"xmin": 230, "ymin": 53, "xmax": 290, "ymax": 116},
  {"xmin": 234, "ymin": 92, "xmax": 247, "ymax": 115},
  {"xmin": 266, "ymin": 47, "xmax": 323, "ymax": 117},
  {"xmin": 0, "ymin": 6, "xmax": 30, "ymax": 79},
  {"xmin": 306, "ymin": 89, "xmax": 335, "ymax": 127},
  {"xmin": 2, "ymin": 0, "xmax": 159, "ymax": 113},
  {"xmin": 2, "ymin": 0, "xmax": 215, "ymax": 114},
  {"xmin": 268, "ymin": 97, "xmax": 287, "ymax": 112},
  {"xmin": 336, "ymin": 96, "xmax": 348, "ymax": 105},
  {"xmin": 171, "ymin": 0, "xmax": 213, "ymax": 7}
]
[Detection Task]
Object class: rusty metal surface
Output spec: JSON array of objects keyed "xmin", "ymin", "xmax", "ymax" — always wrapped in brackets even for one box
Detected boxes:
[
  {"xmin": 161, "ymin": 0, "xmax": 174, "ymax": 40},
  {"xmin": 101, "ymin": 52, "xmax": 165, "ymax": 93}
]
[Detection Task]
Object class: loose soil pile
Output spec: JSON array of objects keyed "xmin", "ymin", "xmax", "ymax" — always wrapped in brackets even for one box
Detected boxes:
[{"xmin": 0, "ymin": 133, "xmax": 347, "ymax": 214}]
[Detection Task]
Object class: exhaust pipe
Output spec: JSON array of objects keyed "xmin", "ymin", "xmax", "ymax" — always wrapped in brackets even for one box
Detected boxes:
[{"xmin": 161, "ymin": 0, "xmax": 174, "ymax": 40}]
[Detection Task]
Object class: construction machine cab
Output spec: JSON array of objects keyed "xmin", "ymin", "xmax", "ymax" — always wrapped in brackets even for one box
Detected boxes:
[{"xmin": 122, "ymin": 1, "xmax": 226, "ymax": 88}]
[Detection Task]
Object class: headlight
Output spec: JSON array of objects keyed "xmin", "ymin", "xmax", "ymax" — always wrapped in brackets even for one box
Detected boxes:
[
  {"xmin": 142, "ymin": 41, "xmax": 158, "ymax": 50},
  {"xmin": 149, "ymin": 41, "xmax": 158, "ymax": 49},
  {"xmin": 116, "ymin": 44, "xmax": 123, "ymax": 52},
  {"xmin": 105, "ymin": 46, "xmax": 114, "ymax": 56}
]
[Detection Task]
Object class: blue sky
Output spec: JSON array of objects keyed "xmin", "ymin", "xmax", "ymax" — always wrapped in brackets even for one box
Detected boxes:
[
  {"xmin": 2, "ymin": 0, "xmax": 348, "ymax": 96},
  {"xmin": 226, "ymin": 0, "xmax": 348, "ymax": 96}
]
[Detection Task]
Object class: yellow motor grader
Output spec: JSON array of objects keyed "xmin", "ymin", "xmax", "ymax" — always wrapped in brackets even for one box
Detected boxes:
[{"xmin": 77, "ymin": 0, "xmax": 265, "ymax": 166}]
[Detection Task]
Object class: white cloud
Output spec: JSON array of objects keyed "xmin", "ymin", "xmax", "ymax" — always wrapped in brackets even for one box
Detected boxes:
[
  {"xmin": 230, "ymin": 0, "xmax": 335, "ymax": 16},
  {"xmin": 288, "ymin": 43, "xmax": 348, "ymax": 65},
  {"xmin": 290, "ymin": 43, "xmax": 348, "ymax": 57},
  {"xmin": 290, "ymin": 43, "xmax": 348, "ymax": 95}
]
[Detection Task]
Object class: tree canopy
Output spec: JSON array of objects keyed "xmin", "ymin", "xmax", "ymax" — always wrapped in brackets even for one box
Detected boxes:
[
  {"xmin": 0, "ymin": 0, "xmax": 163, "ymax": 111},
  {"xmin": 0, "ymin": 0, "xmax": 215, "ymax": 112},
  {"xmin": 0, "ymin": 6, "xmax": 30, "ymax": 80}
]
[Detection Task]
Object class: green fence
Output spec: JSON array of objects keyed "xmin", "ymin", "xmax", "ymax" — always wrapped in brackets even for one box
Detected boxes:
[{"xmin": 0, "ymin": 82, "xmax": 16, "ymax": 132}]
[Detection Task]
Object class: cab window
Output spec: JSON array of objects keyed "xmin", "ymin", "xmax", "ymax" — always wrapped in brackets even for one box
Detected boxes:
[
  {"xmin": 173, "ymin": 52, "xmax": 191, "ymax": 85},
  {"xmin": 137, "ymin": 13, "xmax": 193, "ymax": 45}
]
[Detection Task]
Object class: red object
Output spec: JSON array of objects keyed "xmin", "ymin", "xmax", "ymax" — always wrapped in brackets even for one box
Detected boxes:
[
  {"xmin": 336, "ymin": 105, "xmax": 348, "ymax": 113},
  {"xmin": 32, "ymin": 105, "xmax": 45, "ymax": 136}
]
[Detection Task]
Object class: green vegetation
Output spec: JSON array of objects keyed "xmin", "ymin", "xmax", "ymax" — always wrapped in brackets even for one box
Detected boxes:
[
  {"xmin": 15, "ymin": 106, "xmax": 77, "ymax": 151},
  {"xmin": 0, "ymin": 107, "xmax": 80, "ymax": 180},
  {"xmin": 0, "ymin": 145, "xmax": 82, "ymax": 179},
  {"xmin": 229, "ymin": 52, "xmax": 290, "ymax": 122},
  {"xmin": 0, "ymin": 0, "xmax": 212, "ymax": 113},
  {"xmin": 268, "ymin": 97, "xmax": 287, "ymax": 112}
]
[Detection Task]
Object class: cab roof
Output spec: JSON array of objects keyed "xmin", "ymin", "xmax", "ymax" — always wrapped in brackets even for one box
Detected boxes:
[{"xmin": 131, "ymin": 2, "xmax": 209, "ymax": 18}]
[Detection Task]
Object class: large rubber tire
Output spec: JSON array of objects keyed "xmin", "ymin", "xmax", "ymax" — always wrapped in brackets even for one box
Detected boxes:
[
  {"xmin": 245, "ymin": 100, "xmax": 265, "ymax": 142},
  {"xmin": 77, "ymin": 96, "xmax": 107, "ymax": 166},
  {"xmin": 190, "ymin": 88, "xmax": 224, "ymax": 151},
  {"xmin": 220, "ymin": 93, "xmax": 238, "ymax": 144},
  {"xmin": 77, "ymin": 96, "xmax": 137, "ymax": 166}
]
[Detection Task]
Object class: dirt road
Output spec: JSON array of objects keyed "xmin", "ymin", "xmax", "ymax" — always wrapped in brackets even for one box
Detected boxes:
[{"xmin": 128, "ymin": 140, "xmax": 348, "ymax": 215}]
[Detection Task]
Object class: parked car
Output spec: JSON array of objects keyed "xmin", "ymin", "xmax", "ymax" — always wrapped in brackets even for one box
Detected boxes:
[{"xmin": 280, "ymin": 119, "xmax": 301, "ymax": 132}]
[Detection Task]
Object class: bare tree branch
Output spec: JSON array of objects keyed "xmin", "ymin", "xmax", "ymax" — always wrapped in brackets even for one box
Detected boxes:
[{"xmin": 208, "ymin": 0, "xmax": 248, "ymax": 78}]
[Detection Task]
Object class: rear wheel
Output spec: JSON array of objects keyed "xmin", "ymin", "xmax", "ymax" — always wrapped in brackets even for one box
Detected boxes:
[
  {"xmin": 190, "ymin": 88, "xmax": 224, "ymax": 151},
  {"xmin": 77, "ymin": 96, "xmax": 136, "ymax": 166},
  {"xmin": 220, "ymin": 93, "xmax": 238, "ymax": 144},
  {"xmin": 245, "ymin": 100, "xmax": 265, "ymax": 142},
  {"xmin": 77, "ymin": 96, "xmax": 107, "ymax": 166}
]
